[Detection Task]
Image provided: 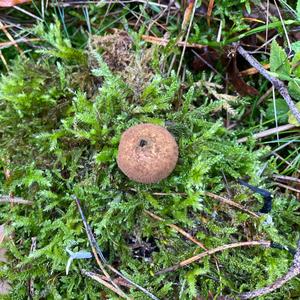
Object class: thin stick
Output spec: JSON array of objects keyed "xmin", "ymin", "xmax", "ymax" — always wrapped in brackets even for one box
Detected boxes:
[
  {"xmin": 73, "ymin": 197, "xmax": 126, "ymax": 298},
  {"xmin": 151, "ymin": 192, "xmax": 186, "ymax": 196},
  {"xmin": 156, "ymin": 240, "xmax": 270, "ymax": 275},
  {"xmin": 273, "ymin": 0, "xmax": 291, "ymax": 52},
  {"xmin": 238, "ymin": 240, "xmax": 300, "ymax": 299},
  {"xmin": 265, "ymin": 0, "xmax": 270, "ymax": 53},
  {"xmin": 12, "ymin": 5, "xmax": 43, "ymax": 21},
  {"xmin": 0, "ymin": 38, "xmax": 40, "ymax": 49},
  {"xmin": 192, "ymin": 49, "xmax": 224, "ymax": 79},
  {"xmin": 73, "ymin": 197, "xmax": 160, "ymax": 300},
  {"xmin": 273, "ymin": 174, "xmax": 300, "ymax": 184},
  {"xmin": 0, "ymin": 24, "xmax": 14, "ymax": 30},
  {"xmin": 0, "ymin": 21, "xmax": 23, "ymax": 55},
  {"xmin": 207, "ymin": 0, "xmax": 214, "ymax": 26},
  {"xmin": 272, "ymin": 86, "xmax": 280, "ymax": 143},
  {"xmin": 273, "ymin": 152, "xmax": 300, "ymax": 174},
  {"xmin": 105, "ymin": 264, "xmax": 160, "ymax": 300},
  {"xmin": 144, "ymin": 210, "xmax": 207, "ymax": 250},
  {"xmin": 97, "ymin": 274, "xmax": 132, "ymax": 288},
  {"xmin": 177, "ymin": 0, "xmax": 197, "ymax": 76},
  {"xmin": 0, "ymin": 50, "xmax": 8, "ymax": 71},
  {"xmin": 234, "ymin": 43, "xmax": 300, "ymax": 124},
  {"xmin": 237, "ymin": 124, "xmax": 297, "ymax": 143},
  {"xmin": 240, "ymin": 64, "xmax": 270, "ymax": 76},
  {"xmin": 0, "ymin": 225, "xmax": 5, "ymax": 244},
  {"xmin": 145, "ymin": 2, "xmax": 169, "ymax": 34},
  {"xmin": 141, "ymin": 35, "xmax": 205, "ymax": 50},
  {"xmin": 0, "ymin": 196, "xmax": 33, "ymax": 205},
  {"xmin": 133, "ymin": 189, "xmax": 258, "ymax": 217},
  {"xmin": 205, "ymin": 192, "xmax": 259, "ymax": 218},
  {"xmin": 274, "ymin": 182, "xmax": 300, "ymax": 194},
  {"xmin": 81, "ymin": 269, "xmax": 128, "ymax": 299},
  {"xmin": 145, "ymin": 209, "xmax": 223, "ymax": 278}
]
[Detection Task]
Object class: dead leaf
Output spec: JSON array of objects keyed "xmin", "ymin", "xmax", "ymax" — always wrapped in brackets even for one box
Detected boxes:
[
  {"xmin": 226, "ymin": 49, "xmax": 259, "ymax": 96},
  {"xmin": 0, "ymin": 0, "xmax": 31, "ymax": 7},
  {"xmin": 192, "ymin": 47, "xmax": 219, "ymax": 71}
]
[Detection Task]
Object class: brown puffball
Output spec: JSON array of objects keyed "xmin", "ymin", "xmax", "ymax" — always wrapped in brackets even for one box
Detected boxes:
[{"xmin": 117, "ymin": 123, "xmax": 178, "ymax": 183}]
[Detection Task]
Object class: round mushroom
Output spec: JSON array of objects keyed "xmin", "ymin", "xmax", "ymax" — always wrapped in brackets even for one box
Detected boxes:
[{"xmin": 117, "ymin": 123, "xmax": 178, "ymax": 183}]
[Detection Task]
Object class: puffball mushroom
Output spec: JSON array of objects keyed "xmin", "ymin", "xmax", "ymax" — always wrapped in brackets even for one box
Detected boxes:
[{"xmin": 117, "ymin": 123, "xmax": 178, "ymax": 183}]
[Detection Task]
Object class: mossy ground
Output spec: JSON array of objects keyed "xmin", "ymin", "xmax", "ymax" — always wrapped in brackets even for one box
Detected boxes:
[{"xmin": 0, "ymin": 2, "xmax": 300, "ymax": 300}]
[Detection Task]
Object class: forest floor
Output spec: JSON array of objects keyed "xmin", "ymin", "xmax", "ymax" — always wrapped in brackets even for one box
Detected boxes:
[{"xmin": 0, "ymin": 0, "xmax": 300, "ymax": 299}]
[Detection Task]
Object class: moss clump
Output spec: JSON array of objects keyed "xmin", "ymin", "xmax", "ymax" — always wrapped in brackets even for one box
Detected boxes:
[{"xmin": 0, "ymin": 22, "xmax": 299, "ymax": 299}]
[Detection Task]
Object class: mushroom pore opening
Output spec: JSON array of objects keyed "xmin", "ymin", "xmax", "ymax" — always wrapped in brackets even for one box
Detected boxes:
[{"xmin": 139, "ymin": 139, "xmax": 148, "ymax": 147}]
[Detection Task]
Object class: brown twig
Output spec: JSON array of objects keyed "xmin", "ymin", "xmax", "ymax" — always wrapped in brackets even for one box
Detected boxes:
[
  {"xmin": 134, "ymin": 189, "xmax": 258, "ymax": 218},
  {"xmin": 141, "ymin": 34, "xmax": 205, "ymax": 50},
  {"xmin": 81, "ymin": 269, "xmax": 128, "ymax": 299},
  {"xmin": 144, "ymin": 210, "xmax": 207, "ymax": 250},
  {"xmin": 207, "ymin": 0, "xmax": 214, "ymax": 26},
  {"xmin": 0, "ymin": 38, "xmax": 40, "ymax": 49},
  {"xmin": 238, "ymin": 240, "xmax": 300, "ymax": 299},
  {"xmin": 0, "ymin": 50, "xmax": 8, "ymax": 71},
  {"xmin": 274, "ymin": 182, "xmax": 300, "ymax": 194},
  {"xmin": 240, "ymin": 63, "xmax": 270, "ymax": 76},
  {"xmin": 0, "ymin": 21, "xmax": 23, "ymax": 55},
  {"xmin": 177, "ymin": 0, "xmax": 197, "ymax": 76},
  {"xmin": 156, "ymin": 240, "xmax": 270, "ymax": 275},
  {"xmin": 234, "ymin": 43, "xmax": 300, "ymax": 124},
  {"xmin": 144, "ymin": 209, "xmax": 226, "ymax": 275},
  {"xmin": 97, "ymin": 274, "xmax": 132, "ymax": 288},
  {"xmin": 0, "ymin": 196, "xmax": 33, "ymax": 205},
  {"xmin": 205, "ymin": 192, "xmax": 259, "ymax": 218}
]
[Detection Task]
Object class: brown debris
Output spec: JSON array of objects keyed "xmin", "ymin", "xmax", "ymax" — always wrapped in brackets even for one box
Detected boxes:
[
  {"xmin": 91, "ymin": 30, "xmax": 133, "ymax": 73},
  {"xmin": 91, "ymin": 30, "xmax": 154, "ymax": 99},
  {"xmin": 226, "ymin": 48, "xmax": 259, "ymax": 96}
]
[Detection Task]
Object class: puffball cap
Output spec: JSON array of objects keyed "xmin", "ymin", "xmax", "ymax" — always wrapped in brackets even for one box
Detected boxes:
[{"xmin": 117, "ymin": 123, "xmax": 178, "ymax": 183}]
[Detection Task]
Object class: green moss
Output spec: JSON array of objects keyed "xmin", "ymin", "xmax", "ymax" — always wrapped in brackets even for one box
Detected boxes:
[{"xmin": 0, "ymin": 22, "xmax": 299, "ymax": 299}]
